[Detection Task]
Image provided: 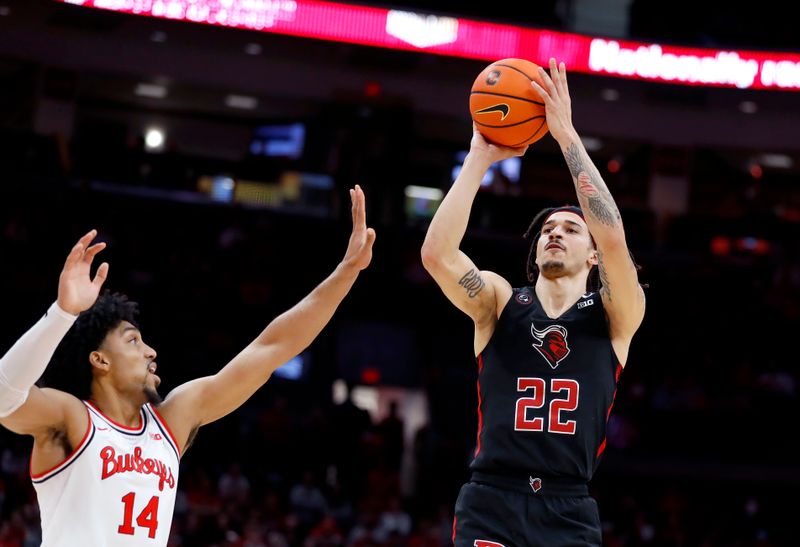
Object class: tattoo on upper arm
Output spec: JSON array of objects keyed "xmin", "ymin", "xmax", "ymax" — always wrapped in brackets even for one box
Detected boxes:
[
  {"xmin": 587, "ymin": 197, "xmax": 620, "ymax": 227},
  {"xmin": 458, "ymin": 269, "xmax": 486, "ymax": 298},
  {"xmin": 564, "ymin": 143, "xmax": 621, "ymax": 227},
  {"xmin": 597, "ymin": 250, "xmax": 611, "ymax": 301}
]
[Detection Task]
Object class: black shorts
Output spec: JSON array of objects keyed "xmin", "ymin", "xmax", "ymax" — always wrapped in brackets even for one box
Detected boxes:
[{"xmin": 452, "ymin": 474, "xmax": 601, "ymax": 547}]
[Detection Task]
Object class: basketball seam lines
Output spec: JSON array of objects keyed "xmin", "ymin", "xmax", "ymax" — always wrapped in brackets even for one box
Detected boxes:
[
  {"xmin": 494, "ymin": 63, "xmax": 535, "ymax": 82},
  {"xmin": 470, "ymin": 91, "xmax": 544, "ymax": 106},
  {"xmin": 510, "ymin": 118, "xmax": 547, "ymax": 147},
  {"xmin": 474, "ymin": 115, "xmax": 545, "ymax": 129}
]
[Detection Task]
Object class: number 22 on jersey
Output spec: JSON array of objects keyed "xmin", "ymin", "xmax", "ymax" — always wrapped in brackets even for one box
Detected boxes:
[{"xmin": 514, "ymin": 377, "xmax": 579, "ymax": 434}]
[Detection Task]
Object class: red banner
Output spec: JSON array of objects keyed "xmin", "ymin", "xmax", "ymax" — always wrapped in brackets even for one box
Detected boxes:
[{"xmin": 58, "ymin": 0, "xmax": 800, "ymax": 91}]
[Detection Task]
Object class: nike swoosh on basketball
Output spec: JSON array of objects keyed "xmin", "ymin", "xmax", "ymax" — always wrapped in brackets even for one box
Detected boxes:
[{"xmin": 475, "ymin": 103, "xmax": 510, "ymax": 120}]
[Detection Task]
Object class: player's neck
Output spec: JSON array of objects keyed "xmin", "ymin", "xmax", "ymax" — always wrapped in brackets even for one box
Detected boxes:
[
  {"xmin": 89, "ymin": 384, "xmax": 145, "ymax": 428},
  {"xmin": 534, "ymin": 274, "xmax": 586, "ymax": 319}
]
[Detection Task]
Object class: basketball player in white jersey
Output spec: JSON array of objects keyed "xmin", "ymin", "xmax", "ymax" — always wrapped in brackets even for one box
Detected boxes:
[{"xmin": 0, "ymin": 185, "xmax": 375, "ymax": 546}]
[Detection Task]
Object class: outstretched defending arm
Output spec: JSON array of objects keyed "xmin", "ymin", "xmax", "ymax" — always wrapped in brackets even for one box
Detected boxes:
[
  {"xmin": 531, "ymin": 58, "xmax": 645, "ymax": 349},
  {"xmin": 0, "ymin": 230, "xmax": 108, "ymax": 434},
  {"xmin": 158, "ymin": 186, "xmax": 375, "ymax": 449}
]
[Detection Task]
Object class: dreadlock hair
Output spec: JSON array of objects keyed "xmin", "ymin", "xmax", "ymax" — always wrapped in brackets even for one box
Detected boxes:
[
  {"xmin": 523, "ymin": 205, "xmax": 646, "ymax": 293},
  {"xmin": 43, "ymin": 291, "xmax": 140, "ymax": 400}
]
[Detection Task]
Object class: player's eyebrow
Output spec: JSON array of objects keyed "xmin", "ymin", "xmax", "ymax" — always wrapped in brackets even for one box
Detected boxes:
[{"xmin": 543, "ymin": 219, "xmax": 583, "ymax": 228}]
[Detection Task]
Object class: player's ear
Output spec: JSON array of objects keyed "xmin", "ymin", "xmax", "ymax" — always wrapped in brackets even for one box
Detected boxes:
[
  {"xmin": 90, "ymin": 351, "xmax": 110, "ymax": 372},
  {"xmin": 588, "ymin": 249, "xmax": 599, "ymax": 266}
]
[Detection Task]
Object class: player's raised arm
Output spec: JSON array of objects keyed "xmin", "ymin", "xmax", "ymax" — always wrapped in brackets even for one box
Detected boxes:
[
  {"xmin": 157, "ymin": 185, "xmax": 375, "ymax": 445},
  {"xmin": 531, "ymin": 59, "xmax": 645, "ymax": 345},
  {"xmin": 421, "ymin": 127, "xmax": 524, "ymax": 329},
  {"xmin": 0, "ymin": 230, "xmax": 108, "ymax": 436}
]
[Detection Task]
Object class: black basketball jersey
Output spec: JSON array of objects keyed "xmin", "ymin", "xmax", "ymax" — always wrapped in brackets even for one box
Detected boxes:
[{"xmin": 470, "ymin": 287, "xmax": 622, "ymax": 482}]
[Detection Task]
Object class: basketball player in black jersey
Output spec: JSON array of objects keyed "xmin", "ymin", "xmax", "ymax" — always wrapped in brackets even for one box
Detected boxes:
[{"xmin": 421, "ymin": 58, "xmax": 645, "ymax": 546}]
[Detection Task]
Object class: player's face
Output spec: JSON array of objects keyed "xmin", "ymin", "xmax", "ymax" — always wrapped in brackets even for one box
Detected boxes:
[
  {"xmin": 535, "ymin": 212, "xmax": 596, "ymax": 278},
  {"xmin": 97, "ymin": 321, "xmax": 161, "ymax": 403}
]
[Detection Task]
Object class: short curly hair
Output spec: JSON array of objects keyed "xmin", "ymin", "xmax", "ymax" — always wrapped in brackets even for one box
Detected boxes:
[{"xmin": 43, "ymin": 291, "xmax": 139, "ymax": 400}]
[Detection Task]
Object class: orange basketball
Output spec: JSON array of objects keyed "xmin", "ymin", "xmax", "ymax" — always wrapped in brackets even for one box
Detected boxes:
[{"xmin": 470, "ymin": 58, "xmax": 549, "ymax": 147}]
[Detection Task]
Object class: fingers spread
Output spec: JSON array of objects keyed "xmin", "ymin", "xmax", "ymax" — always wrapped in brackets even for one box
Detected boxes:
[
  {"xmin": 538, "ymin": 65, "xmax": 556, "ymax": 96},
  {"xmin": 556, "ymin": 61, "xmax": 568, "ymax": 95},
  {"xmin": 65, "ymin": 230, "xmax": 98, "ymax": 268},
  {"xmin": 83, "ymin": 242, "xmax": 107, "ymax": 263},
  {"xmin": 64, "ymin": 244, "xmax": 84, "ymax": 268},
  {"xmin": 92, "ymin": 262, "xmax": 109, "ymax": 287},
  {"xmin": 530, "ymin": 79, "xmax": 549, "ymax": 102},
  {"xmin": 79, "ymin": 229, "xmax": 97, "ymax": 245}
]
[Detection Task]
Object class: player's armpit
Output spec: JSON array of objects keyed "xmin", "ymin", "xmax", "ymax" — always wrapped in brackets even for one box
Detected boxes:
[
  {"xmin": 158, "ymin": 346, "xmax": 277, "ymax": 448},
  {"xmin": 0, "ymin": 387, "xmax": 87, "ymax": 442}
]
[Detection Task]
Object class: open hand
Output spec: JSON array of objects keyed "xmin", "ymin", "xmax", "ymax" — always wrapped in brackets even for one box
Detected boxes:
[
  {"xmin": 530, "ymin": 58, "xmax": 576, "ymax": 145},
  {"xmin": 470, "ymin": 123, "xmax": 528, "ymax": 163},
  {"xmin": 57, "ymin": 230, "xmax": 109, "ymax": 315},
  {"xmin": 342, "ymin": 185, "xmax": 376, "ymax": 271}
]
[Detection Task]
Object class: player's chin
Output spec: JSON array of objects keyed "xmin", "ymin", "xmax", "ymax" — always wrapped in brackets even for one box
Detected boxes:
[
  {"xmin": 144, "ymin": 373, "xmax": 161, "ymax": 388},
  {"xmin": 144, "ymin": 386, "xmax": 163, "ymax": 406},
  {"xmin": 540, "ymin": 260, "xmax": 565, "ymax": 275}
]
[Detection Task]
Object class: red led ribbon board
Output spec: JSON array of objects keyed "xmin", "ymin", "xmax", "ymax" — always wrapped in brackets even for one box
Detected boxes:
[{"xmin": 57, "ymin": 0, "xmax": 800, "ymax": 91}]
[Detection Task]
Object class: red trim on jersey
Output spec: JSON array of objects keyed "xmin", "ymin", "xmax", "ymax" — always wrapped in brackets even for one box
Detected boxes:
[
  {"xmin": 597, "ymin": 362, "xmax": 623, "ymax": 459},
  {"xmin": 607, "ymin": 390, "xmax": 618, "ymax": 420},
  {"xmin": 30, "ymin": 405, "xmax": 92, "ymax": 479},
  {"xmin": 85, "ymin": 400, "xmax": 145, "ymax": 432},
  {"xmin": 148, "ymin": 404, "xmax": 182, "ymax": 456},
  {"xmin": 596, "ymin": 438, "xmax": 607, "ymax": 459},
  {"xmin": 452, "ymin": 516, "xmax": 457, "ymax": 543},
  {"xmin": 474, "ymin": 354, "xmax": 485, "ymax": 458}
]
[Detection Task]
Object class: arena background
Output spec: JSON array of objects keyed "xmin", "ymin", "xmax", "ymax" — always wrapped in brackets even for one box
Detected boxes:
[{"xmin": 1, "ymin": 1, "xmax": 799, "ymax": 545}]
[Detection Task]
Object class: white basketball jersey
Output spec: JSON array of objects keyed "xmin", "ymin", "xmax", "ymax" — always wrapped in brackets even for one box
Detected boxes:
[{"xmin": 32, "ymin": 401, "xmax": 181, "ymax": 546}]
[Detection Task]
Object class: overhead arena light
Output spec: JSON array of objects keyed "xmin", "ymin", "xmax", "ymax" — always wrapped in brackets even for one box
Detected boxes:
[
  {"xmin": 738, "ymin": 101, "xmax": 758, "ymax": 114},
  {"xmin": 404, "ymin": 185, "xmax": 444, "ymax": 201},
  {"xmin": 144, "ymin": 127, "xmax": 166, "ymax": 152},
  {"xmin": 135, "ymin": 83, "xmax": 168, "ymax": 99},
  {"xmin": 757, "ymin": 153, "xmax": 793, "ymax": 169},
  {"xmin": 224, "ymin": 94, "xmax": 258, "ymax": 110},
  {"xmin": 581, "ymin": 136, "xmax": 603, "ymax": 151}
]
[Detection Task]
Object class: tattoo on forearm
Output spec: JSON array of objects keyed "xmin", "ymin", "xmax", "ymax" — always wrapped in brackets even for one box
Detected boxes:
[
  {"xmin": 577, "ymin": 172, "xmax": 599, "ymax": 197},
  {"xmin": 597, "ymin": 250, "xmax": 611, "ymax": 301},
  {"xmin": 458, "ymin": 269, "xmax": 486, "ymax": 298},
  {"xmin": 564, "ymin": 143, "xmax": 621, "ymax": 227}
]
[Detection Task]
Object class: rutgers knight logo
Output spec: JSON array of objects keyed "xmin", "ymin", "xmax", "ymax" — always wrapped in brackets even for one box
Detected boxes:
[{"xmin": 530, "ymin": 322, "xmax": 570, "ymax": 369}]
